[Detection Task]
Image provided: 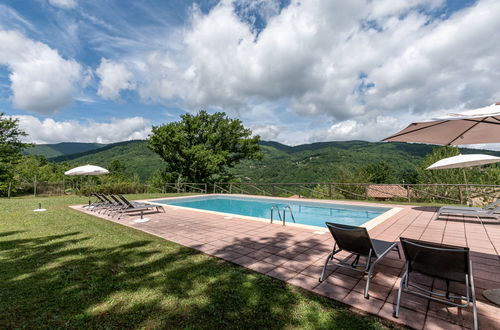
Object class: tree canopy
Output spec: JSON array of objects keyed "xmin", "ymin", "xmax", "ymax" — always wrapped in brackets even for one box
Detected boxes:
[
  {"xmin": 0, "ymin": 113, "xmax": 29, "ymax": 160},
  {"xmin": 416, "ymin": 146, "xmax": 500, "ymax": 185},
  {"xmin": 147, "ymin": 110, "xmax": 262, "ymax": 183},
  {"xmin": 0, "ymin": 113, "xmax": 31, "ymax": 195}
]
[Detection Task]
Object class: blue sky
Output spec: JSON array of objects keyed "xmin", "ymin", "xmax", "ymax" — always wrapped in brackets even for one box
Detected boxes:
[{"xmin": 1, "ymin": 0, "xmax": 498, "ymax": 145}]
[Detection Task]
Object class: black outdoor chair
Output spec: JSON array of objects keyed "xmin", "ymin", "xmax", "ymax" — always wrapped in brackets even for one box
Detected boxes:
[
  {"xmin": 319, "ymin": 222, "xmax": 401, "ymax": 299},
  {"xmin": 395, "ymin": 237, "xmax": 477, "ymax": 330}
]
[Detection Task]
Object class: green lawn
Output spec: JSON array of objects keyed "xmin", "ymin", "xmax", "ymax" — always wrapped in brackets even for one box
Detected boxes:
[{"xmin": 0, "ymin": 194, "xmax": 396, "ymax": 329}]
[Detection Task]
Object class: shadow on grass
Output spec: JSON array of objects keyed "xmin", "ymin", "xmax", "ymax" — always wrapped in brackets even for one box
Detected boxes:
[
  {"xmin": 0, "ymin": 230, "xmax": 389, "ymax": 329},
  {"xmin": 0, "ymin": 230, "xmax": 26, "ymax": 238}
]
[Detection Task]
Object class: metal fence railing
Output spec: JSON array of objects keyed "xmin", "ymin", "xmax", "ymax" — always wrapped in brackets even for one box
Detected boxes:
[
  {"xmin": 8, "ymin": 180, "xmax": 208, "ymax": 197},
  {"xmin": 7, "ymin": 180, "xmax": 500, "ymax": 205},
  {"xmin": 211, "ymin": 182, "xmax": 500, "ymax": 205}
]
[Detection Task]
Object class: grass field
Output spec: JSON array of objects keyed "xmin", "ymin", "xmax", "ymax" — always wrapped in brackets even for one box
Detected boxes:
[{"xmin": 0, "ymin": 194, "xmax": 396, "ymax": 329}]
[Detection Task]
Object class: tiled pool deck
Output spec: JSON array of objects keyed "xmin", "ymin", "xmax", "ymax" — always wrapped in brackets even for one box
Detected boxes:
[{"xmin": 72, "ymin": 199, "xmax": 500, "ymax": 329}]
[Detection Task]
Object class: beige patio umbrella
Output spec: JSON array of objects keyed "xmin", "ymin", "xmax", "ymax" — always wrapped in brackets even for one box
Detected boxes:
[
  {"xmin": 383, "ymin": 102, "xmax": 500, "ymax": 145},
  {"xmin": 383, "ymin": 102, "xmax": 500, "ymax": 305}
]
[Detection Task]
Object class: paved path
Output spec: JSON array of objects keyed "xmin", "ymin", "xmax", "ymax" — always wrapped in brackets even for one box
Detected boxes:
[{"xmin": 72, "ymin": 200, "xmax": 500, "ymax": 329}]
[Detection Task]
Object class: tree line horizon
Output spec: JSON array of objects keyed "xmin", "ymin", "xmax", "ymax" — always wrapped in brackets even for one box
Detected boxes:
[{"xmin": 1, "ymin": 111, "xmax": 499, "ymax": 197}]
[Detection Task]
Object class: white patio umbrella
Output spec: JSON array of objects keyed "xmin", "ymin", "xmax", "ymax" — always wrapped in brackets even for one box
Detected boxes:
[
  {"xmin": 65, "ymin": 165, "xmax": 109, "ymax": 205},
  {"xmin": 383, "ymin": 103, "xmax": 500, "ymax": 145},
  {"xmin": 426, "ymin": 154, "xmax": 500, "ymax": 170},
  {"xmin": 383, "ymin": 103, "xmax": 500, "ymax": 305},
  {"xmin": 426, "ymin": 154, "xmax": 500, "ymax": 202},
  {"xmin": 64, "ymin": 164, "xmax": 109, "ymax": 176}
]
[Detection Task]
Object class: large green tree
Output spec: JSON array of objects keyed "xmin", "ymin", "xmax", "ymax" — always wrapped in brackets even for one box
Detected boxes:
[
  {"xmin": 356, "ymin": 161, "xmax": 397, "ymax": 184},
  {"xmin": 417, "ymin": 146, "xmax": 464, "ymax": 184},
  {"xmin": 147, "ymin": 110, "xmax": 262, "ymax": 183},
  {"xmin": 0, "ymin": 113, "xmax": 31, "ymax": 195}
]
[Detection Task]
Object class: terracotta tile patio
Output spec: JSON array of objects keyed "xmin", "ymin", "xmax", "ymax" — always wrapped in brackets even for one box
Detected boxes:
[{"xmin": 71, "ymin": 200, "xmax": 500, "ymax": 330}]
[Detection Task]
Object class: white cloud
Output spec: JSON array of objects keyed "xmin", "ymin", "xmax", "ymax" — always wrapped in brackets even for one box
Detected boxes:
[
  {"xmin": 96, "ymin": 58, "xmax": 135, "ymax": 100},
  {"xmin": 251, "ymin": 124, "xmax": 279, "ymax": 140},
  {"xmin": 310, "ymin": 116, "xmax": 401, "ymax": 142},
  {"xmin": 0, "ymin": 4, "xmax": 36, "ymax": 32},
  {"xmin": 7, "ymin": 0, "xmax": 495, "ymax": 144},
  {"xmin": 14, "ymin": 115, "xmax": 151, "ymax": 144},
  {"xmin": 0, "ymin": 30, "xmax": 83, "ymax": 114},
  {"xmin": 48, "ymin": 0, "xmax": 77, "ymax": 9},
  {"xmin": 106, "ymin": 0, "xmax": 500, "ymax": 143}
]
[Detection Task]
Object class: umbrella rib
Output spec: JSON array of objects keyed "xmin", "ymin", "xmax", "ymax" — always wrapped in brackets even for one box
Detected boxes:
[
  {"xmin": 461, "ymin": 118, "xmax": 500, "ymax": 125},
  {"xmin": 382, "ymin": 121, "xmax": 448, "ymax": 141},
  {"xmin": 447, "ymin": 117, "xmax": 489, "ymax": 145}
]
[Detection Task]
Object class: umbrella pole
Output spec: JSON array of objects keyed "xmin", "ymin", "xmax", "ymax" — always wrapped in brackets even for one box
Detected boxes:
[
  {"xmin": 88, "ymin": 176, "xmax": 91, "ymax": 206},
  {"xmin": 462, "ymin": 168, "xmax": 470, "ymax": 205}
]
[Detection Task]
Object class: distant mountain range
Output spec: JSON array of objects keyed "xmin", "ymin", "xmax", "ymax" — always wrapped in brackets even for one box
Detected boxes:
[
  {"xmin": 25, "ymin": 142, "xmax": 106, "ymax": 158},
  {"xmin": 25, "ymin": 140, "xmax": 500, "ymax": 182}
]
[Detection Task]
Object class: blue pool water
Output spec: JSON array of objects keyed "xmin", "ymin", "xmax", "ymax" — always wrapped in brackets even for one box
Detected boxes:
[{"xmin": 151, "ymin": 195, "xmax": 390, "ymax": 228}]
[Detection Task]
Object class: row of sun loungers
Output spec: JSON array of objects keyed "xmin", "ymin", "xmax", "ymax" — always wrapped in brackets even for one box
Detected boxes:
[
  {"xmin": 320, "ymin": 222, "xmax": 478, "ymax": 330},
  {"xmin": 87, "ymin": 193, "xmax": 165, "ymax": 219}
]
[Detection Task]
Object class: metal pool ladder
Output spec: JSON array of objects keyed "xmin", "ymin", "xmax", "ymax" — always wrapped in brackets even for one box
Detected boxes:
[
  {"xmin": 283, "ymin": 205, "xmax": 296, "ymax": 224},
  {"xmin": 270, "ymin": 205, "xmax": 295, "ymax": 226},
  {"xmin": 270, "ymin": 205, "xmax": 282, "ymax": 224}
]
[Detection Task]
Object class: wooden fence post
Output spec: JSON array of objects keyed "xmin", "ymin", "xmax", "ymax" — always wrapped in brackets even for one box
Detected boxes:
[{"xmin": 33, "ymin": 175, "xmax": 37, "ymax": 197}]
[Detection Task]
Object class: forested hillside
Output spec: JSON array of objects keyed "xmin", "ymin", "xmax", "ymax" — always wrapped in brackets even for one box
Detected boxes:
[
  {"xmin": 50, "ymin": 140, "xmax": 164, "ymax": 181},
  {"xmin": 25, "ymin": 142, "xmax": 106, "ymax": 158},
  {"xmin": 231, "ymin": 141, "xmax": 436, "ymax": 182},
  {"xmin": 25, "ymin": 140, "xmax": 500, "ymax": 183}
]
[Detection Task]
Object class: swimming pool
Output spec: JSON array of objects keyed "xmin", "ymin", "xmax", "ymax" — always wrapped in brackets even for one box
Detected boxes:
[{"xmin": 150, "ymin": 195, "xmax": 391, "ymax": 228}]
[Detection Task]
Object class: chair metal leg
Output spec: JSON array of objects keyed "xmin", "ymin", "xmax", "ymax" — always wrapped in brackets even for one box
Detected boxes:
[
  {"xmin": 364, "ymin": 267, "xmax": 372, "ymax": 299},
  {"xmin": 319, "ymin": 253, "xmax": 333, "ymax": 283},
  {"xmin": 395, "ymin": 245, "xmax": 401, "ymax": 259},
  {"xmin": 394, "ymin": 271, "xmax": 407, "ymax": 318},
  {"xmin": 469, "ymin": 262, "xmax": 478, "ymax": 330},
  {"xmin": 364, "ymin": 255, "xmax": 376, "ymax": 299},
  {"xmin": 362, "ymin": 249, "xmax": 379, "ymax": 299}
]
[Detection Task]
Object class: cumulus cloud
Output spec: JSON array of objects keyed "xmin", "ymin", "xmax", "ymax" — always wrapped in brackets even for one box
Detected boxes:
[
  {"xmin": 0, "ymin": 30, "xmax": 83, "ymax": 114},
  {"xmin": 310, "ymin": 116, "xmax": 401, "ymax": 142},
  {"xmin": 251, "ymin": 124, "xmax": 280, "ymax": 140},
  {"xmin": 106, "ymin": 0, "xmax": 500, "ymax": 143},
  {"xmin": 48, "ymin": 0, "xmax": 77, "ymax": 9},
  {"xmin": 15, "ymin": 115, "xmax": 151, "ymax": 144},
  {"xmin": 10, "ymin": 0, "xmax": 495, "ymax": 143},
  {"xmin": 96, "ymin": 58, "xmax": 135, "ymax": 100}
]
